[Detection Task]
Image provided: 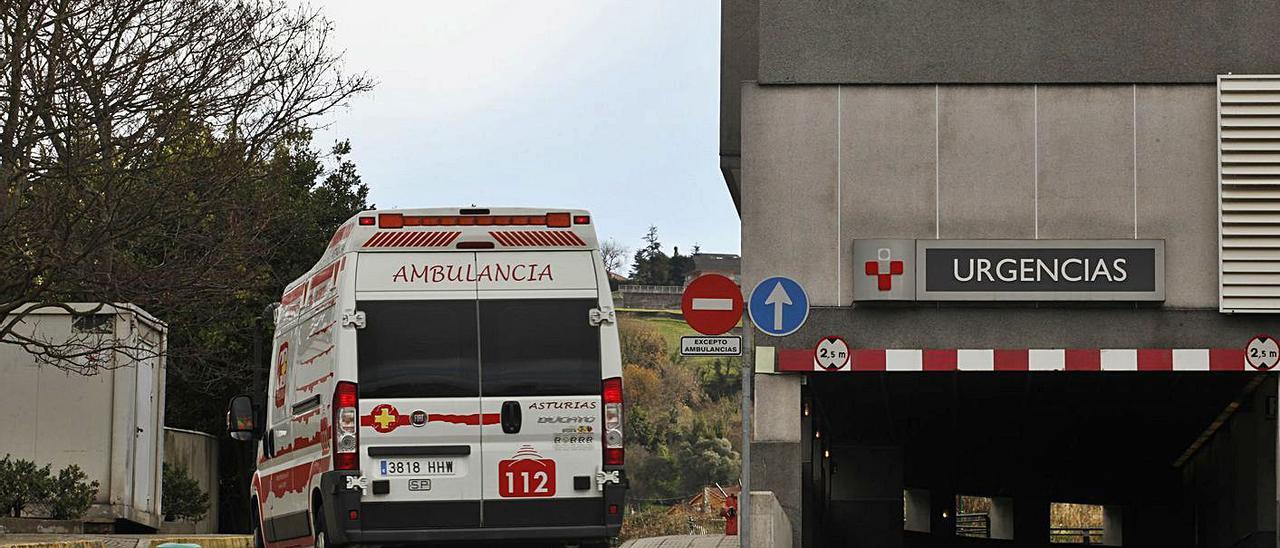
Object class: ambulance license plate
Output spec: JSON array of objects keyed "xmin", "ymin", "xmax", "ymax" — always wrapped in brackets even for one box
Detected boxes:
[{"xmin": 379, "ymin": 459, "xmax": 456, "ymax": 477}]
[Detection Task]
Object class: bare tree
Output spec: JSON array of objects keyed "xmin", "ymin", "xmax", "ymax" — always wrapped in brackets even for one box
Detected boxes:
[
  {"xmin": 600, "ymin": 238, "xmax": 628, "ymax": 278},
  {"xmin": 0, "ymin": 0, "xmax": 372, "ymax": 371}
]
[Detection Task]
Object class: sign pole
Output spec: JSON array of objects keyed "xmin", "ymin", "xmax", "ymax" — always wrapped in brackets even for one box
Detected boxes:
[{"xmin": 740, "ymin": 311, "xmax": 753, "ymax": 547}]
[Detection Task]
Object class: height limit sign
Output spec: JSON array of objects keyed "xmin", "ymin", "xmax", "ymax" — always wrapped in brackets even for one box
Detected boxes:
[
  {"xmin": 1247, "ymin": 335, "xmax": 1279, "ymax": 371},
  {"xmin": 680, "ymin": 274, "xmax": 743, "ymax": 356},
  {"xmin": 814, "ymin": 336, "xmax": 850, "ymax": 371}
]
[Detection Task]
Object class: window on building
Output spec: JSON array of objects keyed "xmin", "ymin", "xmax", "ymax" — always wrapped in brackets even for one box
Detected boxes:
[
  {"xmin": 903, "ymin": 489, "xmax": 930, "ymax": 532},
  {"xmin": 72, "ymin": 314, "xmax": 113, "ymax": 335},
  {"xmin": 956, "ymin": 495, "xmax": 993, "ymax": 538},
  {"xmin": 1050, "ymin": 502, "xmax": 1104, "ymax": 544}
]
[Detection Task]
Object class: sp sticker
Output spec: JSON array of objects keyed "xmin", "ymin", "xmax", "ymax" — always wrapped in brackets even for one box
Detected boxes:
[{"xmin": 498, "ymin": 445, "xmax": 556, "ymax": 498}]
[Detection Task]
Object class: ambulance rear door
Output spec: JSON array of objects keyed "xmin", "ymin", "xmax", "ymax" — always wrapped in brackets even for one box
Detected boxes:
[
  {"xmin": 476, "ymin": 251, "xmax": 607, "ymax": 528},
  {"xmin": 354, "ymin": 251, "xmax": 484, "ymax": 529}
]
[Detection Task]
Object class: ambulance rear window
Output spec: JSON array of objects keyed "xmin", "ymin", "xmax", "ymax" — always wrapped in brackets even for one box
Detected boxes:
[
  {"xmin": 357, "ymin": 300, "xmax": 479, "ymax": 398},
  {"xmin": 479, "ymin": 299, "xmax": 601, "ymax": 397}
]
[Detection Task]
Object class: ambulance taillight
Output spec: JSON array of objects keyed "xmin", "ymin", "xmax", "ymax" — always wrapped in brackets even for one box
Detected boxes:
[
  {"xmin": 603, "ymin": 377, "xmax": 623, "ymax": 466},
  {"xmin": 333, "ymin": 381, "xmax": 359, "ymax": 470}
]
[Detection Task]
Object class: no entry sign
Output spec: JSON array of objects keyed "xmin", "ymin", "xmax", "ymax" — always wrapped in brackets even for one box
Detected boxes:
[{"xmin": 682, "ymin": 274, "xmax": 743, "ymax": 336}]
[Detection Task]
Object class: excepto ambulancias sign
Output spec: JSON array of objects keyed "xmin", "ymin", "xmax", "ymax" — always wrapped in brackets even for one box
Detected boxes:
[
  {"xmin": 680, "ymin": 336, "xmax": 742, "ymax": 356},
  {"xmin": 853, "ymin": 239, "xmax": 1164, "ymax": 302}
]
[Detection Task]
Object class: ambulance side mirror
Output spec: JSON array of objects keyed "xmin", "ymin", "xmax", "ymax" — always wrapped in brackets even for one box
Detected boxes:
[{"xmin": 226, "ymin": 395, "xmax": 257, "ymax": 442}]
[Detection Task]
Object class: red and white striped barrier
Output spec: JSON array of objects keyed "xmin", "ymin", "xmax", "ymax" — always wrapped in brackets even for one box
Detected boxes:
[{"xmin": 776, "ymin": 348, "xmax": 1265, "ymax": 372}]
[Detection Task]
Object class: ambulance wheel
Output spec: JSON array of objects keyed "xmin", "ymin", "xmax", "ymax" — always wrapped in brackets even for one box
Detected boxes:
[
  {"xmin": 250, "ymin": 501, "xmax": 264, "ymax": 548},
  {"xmin": 312, "ymin": 505, "xmax": 327, "ymax": 548}
]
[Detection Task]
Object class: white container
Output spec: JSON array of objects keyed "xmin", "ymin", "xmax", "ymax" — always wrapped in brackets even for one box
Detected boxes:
[{"xmin": 0, "ymin": 303, "xmax": 167, "ymax": 530}]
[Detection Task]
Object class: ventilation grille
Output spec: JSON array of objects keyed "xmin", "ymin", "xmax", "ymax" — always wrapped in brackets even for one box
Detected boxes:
[{"xmin": 1219, "ymin": 75, "xmax": 1280, "ymax": 313}]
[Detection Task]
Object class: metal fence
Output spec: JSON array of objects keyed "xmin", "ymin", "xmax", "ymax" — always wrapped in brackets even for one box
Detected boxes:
[
  {"xmin": 1050, "ymin": 527, "xmax": 1104, "ymax": 544},
  {"xmin": 619, "ymin": 284, "xmax": 682, "ymax": 294},
  {"xmin": 956, "ymin": 513, "xmax": 990, "ymax": 538}
]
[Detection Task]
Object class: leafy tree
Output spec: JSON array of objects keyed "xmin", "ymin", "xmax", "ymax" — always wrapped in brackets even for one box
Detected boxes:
[
  {"xmin": 668, "ymin": 248, "xmax": 695, "ymax": 286},
  {"xmin": 629, "ymin": 226, "xmax": 670, "ymax": 285},
  {"xmin": 162, "ymin": 133, "xmax": 370, "ymax": 433},
  {"xmin": 619, "ymin": 319, "xmax": 667, "ymax": 370},
  {"xmin": 163, "ymin": 462, "xmax": 211, "ymax": 522},
  {"xmin": 0, "ymin": 0, "xmax": 372, "ymax": 372},
  {"xmin": 701, "ymin": 358, "xmax": 741, "ymax": 401},
  {"xmin": 618, "ymin": 318, "xmax": 741, "ymax": 503},
  {"xmin": 630, "ymin": 446, "xmax": 681, "ymax": 500},
  {"xmin": 674, "ymin": 436, "xmax": 740, "ymax": 496}
]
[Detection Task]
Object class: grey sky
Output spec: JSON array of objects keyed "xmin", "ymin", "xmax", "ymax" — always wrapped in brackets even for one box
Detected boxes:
[{"xmin": 310, "ymin": 1, "xmax": 737, "ymax": 267}]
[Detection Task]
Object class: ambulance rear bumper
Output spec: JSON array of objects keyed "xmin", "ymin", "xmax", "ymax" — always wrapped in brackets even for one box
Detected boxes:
[
  {"xmin": 319, "ymin": 471, "xmax": 624, "ymax": 545},
  {"xmin": 343, "ymin": 525, "xmax": 619, "ymax": 544}
]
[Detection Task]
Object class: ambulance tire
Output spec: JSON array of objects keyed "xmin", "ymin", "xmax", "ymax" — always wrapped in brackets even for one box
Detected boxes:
[
  {"xmin": 312, "ymin": 506, "xmax": 328, "ymax": 548},
  {"xmin": 250, "ymin": 501, "xmax": 264, "ymax": 548}
]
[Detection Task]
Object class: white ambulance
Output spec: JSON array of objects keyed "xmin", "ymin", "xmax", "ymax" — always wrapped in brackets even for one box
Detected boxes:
[{"xmin": 227, "ymin": 208, "xmax": 626, "ymax": 547}]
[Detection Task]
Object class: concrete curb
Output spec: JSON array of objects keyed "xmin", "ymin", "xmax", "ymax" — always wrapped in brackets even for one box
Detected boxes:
[
  {"xmin": 0, "ymin": 542, "xmax": 105, "ymax": 548},
  {"xmin": 143, "ymin": 537, "xmax": 252, "ymax": 548},
  {"xmin": 621, "ymin": 535, "xmax": 738, "ymax": 548}
]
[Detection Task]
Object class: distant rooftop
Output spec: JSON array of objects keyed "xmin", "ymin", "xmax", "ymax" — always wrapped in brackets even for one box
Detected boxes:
[{"xmin": 691, "ymin": 253, "xmax": 740, "ymax": 275}]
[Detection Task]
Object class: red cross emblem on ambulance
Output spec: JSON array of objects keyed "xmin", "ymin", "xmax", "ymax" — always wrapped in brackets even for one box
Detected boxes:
[
  {"xmin": 864, "ymin": 248, "xmax": 904, "ymax": 291},
  {"xmin": 361, "ymin": 404, "xmax": 410, "ymax": 433}
]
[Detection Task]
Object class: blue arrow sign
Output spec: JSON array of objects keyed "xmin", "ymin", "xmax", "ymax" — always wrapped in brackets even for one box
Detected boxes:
[{"xmin": 748, "ymin": 276, "xmax": 809, "ymax": 337}]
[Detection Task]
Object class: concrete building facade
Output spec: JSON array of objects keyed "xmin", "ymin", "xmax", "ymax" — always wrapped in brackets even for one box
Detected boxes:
[{"xmin": 723, "ymin": 2, "xmax": 1280, "ymax": 547}]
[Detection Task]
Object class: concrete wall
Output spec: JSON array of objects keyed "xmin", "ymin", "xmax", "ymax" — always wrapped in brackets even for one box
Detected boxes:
[
  {"xmin": 617, "ymin": 290, "xmax": 681, "ymax": 310},
  {"xmin": 741, "ymin": 83, "xmax": 1280, "ymax": 547},
  {"xmin": 741, "ymin": 83, "xmax": 1220, "ymax": 310},
  {"xmin": 1181, "ymin": 376, "xmax": 1278, "ymax": 548},
  {"xmin": 756, "ymin": 0, "xmax": 1280, "ymax": 84},
  {"xmin": 751, "ymin": 491, "xmax": 794, "ymax": 548},
  {"xmin": 719, "ymin": 0, "xmax": 758, "ymax": 209},
  {"xmin": 827, "ymin": 445, "xmax": 903, "ymax": 546},
  {"xmin": 160, "ymin": 428, "xmax": 219, "ymax": 534},
  {"xmin": 751, "ymin": 374, "xmax": 802, "ymax": 546}
]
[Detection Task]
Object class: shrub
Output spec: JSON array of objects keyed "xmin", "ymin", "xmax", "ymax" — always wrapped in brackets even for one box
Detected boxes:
[
  {"xmin": 0, "ymin": 455, "xmax": 51, "ymax": 517},
  {"xmin": 620, "ymin": 504, "xmax": 726, "ymax": 540},
  {"xmin": 43, "ymin": 465, "xmax": 98, "ymax": 520},
  {"xmin": 619, "ymin": 319, "xmax": 667, "ymax": 369},
  {"xmin": 0, "ymin": 455, "xmax": 99, "ymax": 520},
  {"xmin": 162, "ymin": 462, "xmax": 210, "ymax": 522}
]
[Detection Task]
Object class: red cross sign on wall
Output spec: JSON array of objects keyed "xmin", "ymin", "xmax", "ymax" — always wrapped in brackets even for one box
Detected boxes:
[{"xmin": 865, "ymin": 258, "xmax": 904, "ymax": 291}]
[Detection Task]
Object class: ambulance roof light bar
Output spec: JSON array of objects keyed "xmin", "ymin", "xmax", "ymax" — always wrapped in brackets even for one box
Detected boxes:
[{"xmin": 373, "ymin": 211, "xmax": 586, "ymax": 229}]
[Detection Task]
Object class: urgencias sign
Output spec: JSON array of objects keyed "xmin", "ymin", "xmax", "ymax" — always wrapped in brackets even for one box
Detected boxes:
[
  {"xmin": 919, "ymin": 240, "xmax": 1163, "ymax": 301},
  {"xmin": 852, "ymin": 239, "xmax": 1164, "ymax": 302}
]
